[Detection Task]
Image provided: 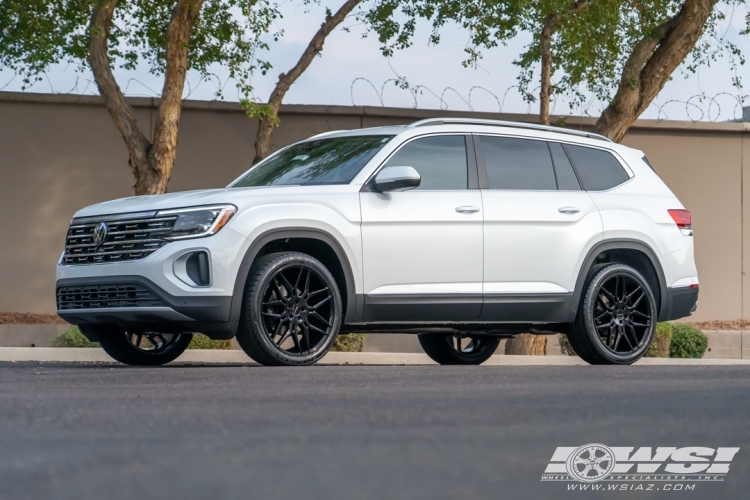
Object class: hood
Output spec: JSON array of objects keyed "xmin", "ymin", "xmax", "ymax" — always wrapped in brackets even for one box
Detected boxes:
[{"xmin": 72, "ymin": 189, "xmax": 231, "ymax": 219}]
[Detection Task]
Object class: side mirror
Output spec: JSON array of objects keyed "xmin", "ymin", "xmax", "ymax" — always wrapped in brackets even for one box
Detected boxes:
[{"xmin": 371, "ymin": 166, "xmax": 421, "ymax": 192}]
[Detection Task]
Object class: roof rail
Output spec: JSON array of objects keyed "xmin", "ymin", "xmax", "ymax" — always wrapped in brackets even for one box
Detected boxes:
[{"xmin": 407, "ymin": 117, "xmax": 612, "ymax": 142}]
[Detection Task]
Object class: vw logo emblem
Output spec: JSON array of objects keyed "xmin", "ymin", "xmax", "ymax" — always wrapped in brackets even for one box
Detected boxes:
[{"xmin": 92, "ymin": 222, "xmax": 109, "ymax": 247}]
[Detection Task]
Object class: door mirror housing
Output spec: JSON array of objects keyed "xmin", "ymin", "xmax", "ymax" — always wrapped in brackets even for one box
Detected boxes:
[{"xmin": 371, "ymin": 166, "xmax": 421, "ymax": 192}]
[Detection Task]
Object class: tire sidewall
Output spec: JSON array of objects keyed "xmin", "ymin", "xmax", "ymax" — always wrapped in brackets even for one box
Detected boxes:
[
  {"xmin": 582, "ymin": 264, "xmax": 657, "ymax": 364},
  {"xmin": 249, "ymin": 253, "xmax": 342, "ymax": 365}
]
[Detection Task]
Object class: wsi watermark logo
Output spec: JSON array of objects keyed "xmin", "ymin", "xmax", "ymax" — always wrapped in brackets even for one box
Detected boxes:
[{"xmin": 541, "ymin": 444, "xmax": 739, "ymax": 491}]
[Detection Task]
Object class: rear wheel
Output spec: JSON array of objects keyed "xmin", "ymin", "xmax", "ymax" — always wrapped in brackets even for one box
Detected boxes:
[
  {"xmin": 418, "ymin": 334, "xmax": 500, "ymax": 365},
  {"xmin": 93, "ymin": 326, "xmax": 191, "ymax": 365},
  {"xmin": 567, "ymin": 264, "xmax": 657, "ymax": 365},
  {"xmin": 236, "ymin": 252, "xmax": 343, "ymax": 366}
]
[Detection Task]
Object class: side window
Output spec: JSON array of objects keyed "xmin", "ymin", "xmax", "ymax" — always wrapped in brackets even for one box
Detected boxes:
[
  {"xmin": 479, "ymin": 136, "xmax": 557, "ymax": 190},
  {"xmin": 383, "ymin": 135, "xmax": 468, "ymax": 190},
  {"xmin": 548, "ymin": 142, "xmax": 581, "ymax": 191},
  {"xmin": 564, "ymin": 144, "xmax": 630, "ymax": 191}
]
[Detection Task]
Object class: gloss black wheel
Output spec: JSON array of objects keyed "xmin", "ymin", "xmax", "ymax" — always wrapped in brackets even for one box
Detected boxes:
[
  {"xmin": 568, "ymin": 264, "xmax": 657, "ymax": 365},
  {"xmin": 237, "ymin": 252, "xmax": 342, "ymax": 366},
  {"xmin": 418, "ymin": 333, "xmax": 501, "ymax": 365},
  {"xmin": 94, "ymin": 326, "xmax": 191, "ymax": 365}
]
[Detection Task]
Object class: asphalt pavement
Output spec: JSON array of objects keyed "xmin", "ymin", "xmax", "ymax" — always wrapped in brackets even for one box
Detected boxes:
[{"xmin": 0, "ymin": 362, "xmax": 748, "ymax": 500}]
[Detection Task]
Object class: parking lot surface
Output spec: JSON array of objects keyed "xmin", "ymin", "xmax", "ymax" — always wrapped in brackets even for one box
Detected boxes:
[{"xmin": 1, "ymin": 363, "xmax": 748, "ymax": 499}]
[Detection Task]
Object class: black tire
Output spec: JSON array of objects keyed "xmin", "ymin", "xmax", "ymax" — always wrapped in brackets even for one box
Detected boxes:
[
  {"xmin": 91, "ymin": 325, "xmax": 192, "ymax": 366},
  {"xmin": 236, "ymin": 252, "xmax": 343, "ymax": 366},
  {"xmin": 418, "ymin": 334, "xmax": 501, "ymax": 365},
  {"xmin": 567, "ymin": 263, "xmax": 657, "ymax": 365}
]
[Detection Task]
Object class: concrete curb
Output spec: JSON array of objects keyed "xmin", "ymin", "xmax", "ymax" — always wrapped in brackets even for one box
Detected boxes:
[{"xmin": 1, "ymin": 347, "xmax": 750, "ymax": 365}]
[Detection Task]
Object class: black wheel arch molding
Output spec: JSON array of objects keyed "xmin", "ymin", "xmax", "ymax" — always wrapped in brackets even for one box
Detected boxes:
[
  {"xmin": 229, "ymin": 227, "xmax": 360, "ymax": 327},
  {"xmin": 568, "ymin": 239, "xmax": 670, "ymax": 323}
]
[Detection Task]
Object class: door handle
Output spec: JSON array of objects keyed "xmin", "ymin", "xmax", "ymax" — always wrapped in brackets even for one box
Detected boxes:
[
  {"xmin": 455, "ymin": 206, "xmax": 480, "ymax": 214},
  {"xmin": 558, "ymin": 206, "xmax": 580, "ymax": 214}
]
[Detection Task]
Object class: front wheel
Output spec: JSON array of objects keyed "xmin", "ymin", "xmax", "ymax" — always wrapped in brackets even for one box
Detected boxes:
[
  {"xmin": 236, "ymin": 252, "xmax": 343, "ymax": 366},
  {"xmin": 567, "ymin": 264, "xmax": 657, "ymax": 365},
  {"xmin": 418, "ymin": 334, "xmax": 500, "ymax": 365},
  {"xmin": 93, "ymin": 326, "xmax": 192, "ymax": 365}
]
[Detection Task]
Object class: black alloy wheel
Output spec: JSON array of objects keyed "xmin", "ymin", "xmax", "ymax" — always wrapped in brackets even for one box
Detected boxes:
[
  {"xmin": 568, "ymin": 264, "xmax": 657, "ymax": 365},
  {"xmin": 237, "ymin": 252, "xmax": 342, "ymax": 366},
  {"xmin": 418, "ymin": 333, "xmax": 501, "ymax": 365},
  {"xmin": 95, "ymin": 326, "xmax": 192, "ymax": 365}
]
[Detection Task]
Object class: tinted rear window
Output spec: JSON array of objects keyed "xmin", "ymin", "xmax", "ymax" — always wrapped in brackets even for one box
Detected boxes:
[
  {"xmin": 479, "ymin": 136, "xmax": 557, "ymax": 190},
  {"xmin": 231, "ymin": 135, "xmax": 393, "ymax": 187},
  {"xmin": 564, "ymin": 145, "xmax": 630, "ymax": 191},
  {"xmin": 384, "ymin": 135, "xmax": 468, "ymax": 190}
]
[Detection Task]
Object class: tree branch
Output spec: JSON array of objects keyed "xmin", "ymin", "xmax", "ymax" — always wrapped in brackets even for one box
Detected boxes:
[
  {"xmin": 593, "ymin": 0, "xmax": 718, "ymax": 142},
  {"xmin": 252, "ymin": 0, "xmax": 363, "ymax": 164},
  {"xmin": 88, "ymin": 0, "xmax": 150, "ymax": 174}
]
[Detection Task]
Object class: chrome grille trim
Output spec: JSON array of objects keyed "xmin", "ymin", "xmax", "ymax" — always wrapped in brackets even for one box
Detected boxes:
[{"xmin": 62, "ymin": 214, "xmax": 178, "ymax": 265}]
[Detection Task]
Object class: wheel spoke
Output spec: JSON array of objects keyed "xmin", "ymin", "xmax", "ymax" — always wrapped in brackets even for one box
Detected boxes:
[
  {"xmin": 262, "ymin": 300, "xmax": 284, "ymax": 306},
  {"xmin": 310, "ymin": 311, "xmax": 332, "ymax": 327},
  {"xmin": 262, "ymin": 311, "xmax": 282, "ymax": 318},
  {"xmin": 290, "ymin": 325, "xmax": 303, "ymax": 353},
  {"xmin": 273, "ymin": 318, "xmax": 287, "ymax": 337},
  {"xmin": 273, "ymin": 281, "xmax": 289, "ymax": 304},
  {"xmin": 629, "ymin": 292, "xmax": 645, "ymax": 309},
  {"xmin": 620, "ymin": 327, "xmax": 634, "ymax": 350},
  {"xmin": 307, "ymin": 287, "xmax": 329, "ymax": 299},
  {"xmin": 307, "ymin": 323, "xmax": 329, "ymax": 335},
  {"xmin": 303, "ymin": 269, "xmax": 311, "ymax": 296},
  {"xmin": 310, "ymin": 295, "xmax": 331, "ymax": 310},
  {"xmin": 277, "ymin": 272, "xmax": 295, "ymax": 297},
  {"xmin": 599, "ymin": 287, "xmax": 615, "ymax": 302},
  {"xmin": 301, "ymin": 323, "xmax": 311, "ymax": 354},
  {"xmin": 627, "ymin": 324, "xmax": 642, "ymax": 347},
  {"xmin": 277, "ymin": 328, "xmax": 293, "ymax": 347}
]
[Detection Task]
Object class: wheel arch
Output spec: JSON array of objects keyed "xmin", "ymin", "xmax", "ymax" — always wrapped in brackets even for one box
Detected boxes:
[
  {"xmin": 229, "ymin": 228, "xmax": 359, "ymax": 327},
  {"xmin": 569, "ymin": 239, "xmax": 668, "ymax": 323}
]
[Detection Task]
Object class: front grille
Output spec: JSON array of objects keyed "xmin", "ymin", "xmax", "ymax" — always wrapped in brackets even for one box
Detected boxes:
[
  {"xmin": 63, "ymin": 215, "xmax": 177, "ymax": 265},
  {"xmin": 57, "ymin": 283, "xmax": 164, "ymax": 310}
]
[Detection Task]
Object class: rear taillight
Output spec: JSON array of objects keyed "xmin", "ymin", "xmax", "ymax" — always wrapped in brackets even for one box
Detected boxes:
[{"xmin": 668, "ymin": 209, "xmax": 692, "ymax": 229}]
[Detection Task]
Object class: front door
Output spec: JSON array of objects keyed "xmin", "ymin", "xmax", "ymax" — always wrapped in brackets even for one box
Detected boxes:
[
  {"xmin": 360, "ymin": 135, "xmax": 484, "ymax": 322},
  {"xmin": 476, "ymin": 135, "xmax": 603, "ymax": 322}
]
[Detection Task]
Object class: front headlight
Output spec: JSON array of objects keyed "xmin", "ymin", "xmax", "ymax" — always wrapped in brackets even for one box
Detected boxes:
[{"xmin": 157, "ymin": 205, "xmax": 237, "ymax": 240}]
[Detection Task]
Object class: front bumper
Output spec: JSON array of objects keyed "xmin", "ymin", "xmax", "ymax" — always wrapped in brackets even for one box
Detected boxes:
[
  {"xmin": 660, "ymin": 286, "xmax": 699, "ymax": 321},
  {"xmin": 55, "ymin": 227, "xmax": 248, "ymax": 339},
  {"xmin": 57, "ymin": 275, "xmax": 237, "ymax": 339}
]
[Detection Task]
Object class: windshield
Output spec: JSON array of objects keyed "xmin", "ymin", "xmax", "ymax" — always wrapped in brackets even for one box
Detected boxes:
[{"xmin": 230, "ymin": 135, "xmax": 394, "ymax": 187}]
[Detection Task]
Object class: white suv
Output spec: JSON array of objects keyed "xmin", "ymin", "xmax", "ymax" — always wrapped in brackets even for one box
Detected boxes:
[{"xmin": 56, "ymin": 118, "xmax": 698, "ymax": 366}]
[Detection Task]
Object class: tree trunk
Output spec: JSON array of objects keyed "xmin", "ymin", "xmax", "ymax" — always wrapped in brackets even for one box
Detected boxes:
[
  {"xmin": 538, "ymin": 1, "xmax": 588, "ymax": 125},
  {"xmin": 252, "ymin": 0, "xmax": 362, "ymax": 164},
  {"xmin": 145, "ymin": 0, "xmax": 204, "ymax": 194},
  {"xmin": 539, "ymin": 16, "xmax": 556, "ymax": 125},
  {"xmin": 592, "ymin": 0, "xmax": 717, "ymax": 142},
  {"xmin": 505, "ymin": 334, "xmax": 547, "ymax": 355},
  {"xmin": 89, "ymin": 0, "xmax": 153, "ymax": 190},
  {"xmin": 89, "ymin": 0, "xmax": 204, "ymax": 195}
]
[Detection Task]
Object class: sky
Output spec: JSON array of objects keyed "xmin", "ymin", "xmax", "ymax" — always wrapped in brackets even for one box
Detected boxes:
[{"xmin": 1, "ymin": 0, "xmax": 749, "ymax": 122}]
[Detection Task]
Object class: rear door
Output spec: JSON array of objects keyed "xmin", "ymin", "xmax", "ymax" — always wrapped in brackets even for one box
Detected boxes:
[
  {"xmin": 476, "ymin": 135, "xmax": 602, "ymax": 322},
  {"xmin": 360, "ymin": 135, "xmax": 484, "ymax": 322}
]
